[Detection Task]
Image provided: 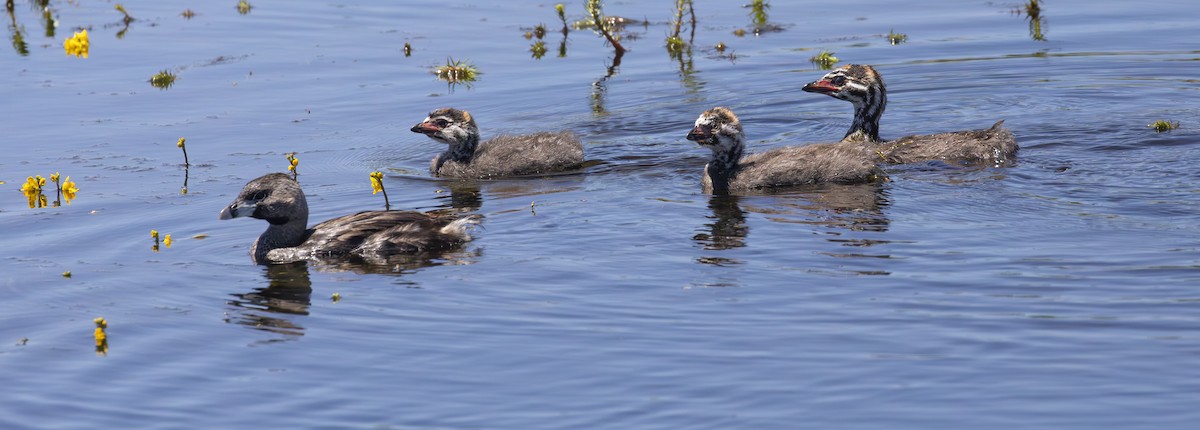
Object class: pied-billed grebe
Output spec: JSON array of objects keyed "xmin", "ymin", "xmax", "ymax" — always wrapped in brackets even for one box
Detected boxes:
[
  {"xmin": 410, "ymin": 107, "xmax": 584, "ymax": 178},
  {"xmin": 802, "ymin": 64, "xmax": 1017, "ymax": 166},
  {"xmin": 686, "ymin": 107, "xmax": 885, "ymax": 193},
  {"xmin": 219, "ymin": 173, "xmax": 479, "ymax": 264}
]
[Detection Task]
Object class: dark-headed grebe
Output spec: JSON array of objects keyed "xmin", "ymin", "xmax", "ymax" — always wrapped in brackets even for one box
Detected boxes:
[
  {"xmin": 686, "ymin": 107, "xmax": 885, "ymax": 194},
  {"xmin": 219, "ymin": 173, "xmax": 479, "ymax": 264},
  {"xmin": 802, "ymin": 64, "xmax": 1017, "ymax": 166},
  {"xmin": 411, "ymin": 107, "xmax": 584, "ymax": 178}
]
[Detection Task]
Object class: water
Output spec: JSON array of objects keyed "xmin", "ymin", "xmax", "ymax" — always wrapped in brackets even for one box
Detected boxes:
[{"xmin": 3, "ymin": 1, "xmax": 1199, "ymax": 428}]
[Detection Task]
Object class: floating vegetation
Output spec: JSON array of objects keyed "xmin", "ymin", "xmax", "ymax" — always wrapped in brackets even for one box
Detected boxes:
[
  {"xmin": 887, "ymin": 28, "xmax": 908, "ymax": 45},
  {"xmin": 433, "ymin": 57, "xmax": 480, "ymax": 89},
  {"xmin": 1149, "ymin": 120, "xmax": 1180, "ymax": 132},
  {"xmin": 732, "ymin": 28, "xmax": 746, "ymax": 37},
  {"xmin": 403, "ymin": 42, "xmax": 412, "ymax": 57},
  {"xmin": 62, "ymin": 271, "xmax": 72, "ymax": 278},
  {"xmin": 534, "ymin": 23, "xmax": 547, "ymax": 39},
  {"xmin": 285, "ymin": 152, "xmax": 299, "ymax": 179},
  {"xmin": 666, "ymin": 36, "xmax": 685, "ymax": 55},
  {"xmin": 810, "ymin": 49, "xmax": 839, "ymax": 69},
  {"xmin": 63, "ymin": 29, "xmax": 88, "ymax": 58},
  {"xmin": 237, "ymin": 0, "xmax": 253, "ymax": 15},
  {"xmin": 114, "ymin": 4, "xmax": 135, "ymax": 24},
  {"xmin": 331, "ymin": 292, "xmax": 341, "ymax": 303},
  {"xmin": 181, "ymin": 9, "xmax": 196, "ymax": 19},
  {"xmin": 530, "ymin": 40, "xmax": 547, "ymax": 59},
  {"xmin": 584, "ymin": 0, "xmax": 626, "ymax": 56},
  {"xmin": 150, "ymin": 69, "xmax": 177, "ymax": 89},
  {"xmin": 370, "ymin": 171, "xmax": 390, "ymax": 210},
  {"xmin": 715, "ymin": 41, "xmax": 726, "ymax": 53}
]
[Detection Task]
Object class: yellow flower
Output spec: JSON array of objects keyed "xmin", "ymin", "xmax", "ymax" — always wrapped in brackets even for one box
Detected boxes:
[
  {"xmin": 62, "ymin": 177, "xmax": 78, "ymax": 203},
  {"xmin": 151, "ymin": 230, "xmax": 159, "ymax": 240},
  {"xmin": 164, "ymin": 234, "xmax": 172, "ymax": 247},
  {"xmin": 50, "ymin": 172, "xmax": 60, "ymax": 183},
  {"xmin": 94, "ymin": 317, "xmax": 107, "ymax": 328},
  {"xmin": 177, "ymin": 137, "xmax": 186, "ymax": 148},
  {"xmin": 36, "ymin": 175, "xmax": 46, "ymax": 188},
  {"xmin": 370, "ymin": 171, "xmax": 384, "ymax": 194},
  {"xmin": 20, "ymin": 176, "xmax": 40, "ymax": 194},
  {"xmin": 94, "ymin": 327, "xmax": 107, "ymax": 345},
  {"xmin": 64, "ymin": 30, "xmax": 89, "ymax": 58}
]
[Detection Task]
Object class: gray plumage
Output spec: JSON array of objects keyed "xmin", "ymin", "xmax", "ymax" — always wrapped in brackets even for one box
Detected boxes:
[
  {"xmin": 802, "ymin": 64, "xmax": 1018, "ymax": 166},
  {"xmin": 219, "ymin": 173, "xmax": 479, "ymax": 264},
  {"xmin": 686, "ymin": 107, "xmax": 885, "ymax": 194},
  {"xmin": 411, "ymin": 107, "xmax": 584, "ymax": 178}
]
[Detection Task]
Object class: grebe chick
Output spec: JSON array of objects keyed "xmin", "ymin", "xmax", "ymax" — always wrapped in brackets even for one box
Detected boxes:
[
  {"xmin": 219, "ymin": 173, "xmax": 479, "ymax": 264},
  {"xmin": 411, "ymin": 107, "xmax": 584, "ymax": 178},
  {"xmin": 686, "ymin": 107, "xmax": 885, "ymax": 194},
  {"xmin": 802, "ymin": 64, "xmax": 1017, "ymax": 166}
]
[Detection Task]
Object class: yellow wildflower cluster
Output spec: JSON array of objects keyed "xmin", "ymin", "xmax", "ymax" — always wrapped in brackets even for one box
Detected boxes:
[
  {"xmin": 151, "ymin": 229, "xmax": 174, "ymax": 251},
  {"xmin": 64, "ymin": 30, "xmax": 89, "ymax": 58}
]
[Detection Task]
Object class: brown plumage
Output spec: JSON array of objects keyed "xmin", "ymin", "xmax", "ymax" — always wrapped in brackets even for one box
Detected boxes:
[
  {"xmin": 802, "ymin": 64, "xmax": 1017, "ymax": 166},
  {"xmin": 411, "ymin": 107, "xmax": 584, "ymax": 178},
  {"xmin": 219, "ymin": 173, "xmax": 479, "ymax": 264},
  {"xmin": 686, "ymin": 107, "xmax": 885, "ymax": 194}
]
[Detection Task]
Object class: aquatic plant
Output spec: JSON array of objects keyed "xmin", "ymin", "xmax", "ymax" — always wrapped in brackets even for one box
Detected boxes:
[
  {"xmin": 164, "ymin": 234, "xmax": 173, "ymax": 248},
  {"xmin": 21, "ymin": 175, "xmax": 48, "ymax": 208},
  {"xmin": 715, "ymin": 41, "xmax": 726, "ymax": 53},
  {"xmin": 151, "ymin": 69, "xmax": 177, "ymax": 89},
  {"xmin": 666, "ymin": 0, "xmax": 695, "ymax": 55},
  {"xmin": 49, "ymin": 172, "xmax": 78, "ymax": 206},
  {"xmin": 63, "ymin": 29, "xmax": 88, "ymax": 58},
  {"xmin": 556, "ymin": 3, "xmax": 569, "ymax": 33},
  {"xmin": 534, "ymin": 23, "xmax": 547, "ymax": 39},
  {"xmin": 810, "ymin": 49, "xmax": 838, "ymax": 69},
  {"xmin": 531, "ymin": 40, "xmax": 547, "ymax": 59},
  {"xmin": 584, "ymin": 0, "xmax": 625, "ymax": 55},
  {"xmin": 332, "ymin": 292, "xmax": 341, "ymax": 302},
  {"xmin": 177, "ymin": 137, "xmax": 189, "ymax": 167},
  {"xmin": 1149, "ymin": 120, "xmax": 1180, "ymax": 132},
  {"xmin": 114, "ymin": 4, "xmax": 134, "ymax": 24},
  {"xmin": 732, "ymin": 28, "xmax": 746, "ymax": 37},
  {"xmin": 151, "ymin": 229, "xmax": 159, "ymax": 241},
  {"xmin": 237, "ymin": 1, "xmax": 252, "ymax": 15},
  {"xmin": 286, "ymin": 152, "xmax": 299, "ymax": 179},
  {"xmin": 433, "ymin": 57, "xmax": 480, "ymax": 89},
  {"xmin": 181, "ymin": 9, "xmax": 196, "ymax": 19},
  {"xmin": 62, "ymin": 271, "xmax": 71, "ymax": 278},
  {"xmin": 748, "ymin": 0, "xmax": 769, "ymax": 29},
  {"xmin": 1014, "ymin": 0, "xmax": 1046, "ymax": 41},
  {"xmin": 93, "ymin": 317, "xmax": 107, "ymax": 355},
  {"xmin": 887, "ymin": 29, "xmax": 907, "ymax": 45},
  {"xmin": 403, "ymin": 42, "xmax": 412, "ymax": 57},
  {"xmin": 370, "ymin": 171, "xmax": 390, "ymax": 210}
]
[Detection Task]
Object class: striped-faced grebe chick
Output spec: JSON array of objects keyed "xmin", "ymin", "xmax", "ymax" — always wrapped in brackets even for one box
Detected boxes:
[
  {"xmin": 802, "ymin": 64, "xmax": 1017, "ymax": 166},
  {"xmin": 219, "ymin": 173, "xmax": 479, "ymax": 264},
  {"xmin": 410, "ymin": 107, "xmax": 585, "ymax": 178},
  {"xmin": 686, "ymin": 107, "xmax": 885, "ymax": 194}
]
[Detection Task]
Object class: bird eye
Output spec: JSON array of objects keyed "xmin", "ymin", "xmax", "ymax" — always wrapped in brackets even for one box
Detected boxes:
[
  {"xmin": 250, "ymin": 190, "xmax": 270, "ymax": 201},
  {"xmin": 435, "ymin": 119, "xmax": 449, "ymax": 127},
  {"xmin": 831, "ymin": 75, "xmax": 847, "ymax": 86}
]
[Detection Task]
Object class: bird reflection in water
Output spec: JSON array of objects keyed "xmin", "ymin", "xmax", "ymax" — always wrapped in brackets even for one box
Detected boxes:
[
  {"xmin": 225, "ymin": 251, "xmax": 482, "ymax": 339},
  {"xmin": 693, "ymin": 183, "xmax": 893, "ymax": 272},
  {"xmin": 226, "ymin": 262, "xmax": 312, "ymax": 338}
]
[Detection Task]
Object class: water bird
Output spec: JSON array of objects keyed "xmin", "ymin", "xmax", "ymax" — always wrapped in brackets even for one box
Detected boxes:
[
  {"xmin": 685, "ymin": 107, "xmax": 885, "ymax": 193},
  {"xmin": 219, "ymin": 173, "xmax": 479, "ymax": 264},
  {"xmin": 802, "ymin": 64, "xmax": 1017, "ymax": 166},
  {"xmin": 411, "ymin": 107, "xmax": 584, "ymax": 178}
]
